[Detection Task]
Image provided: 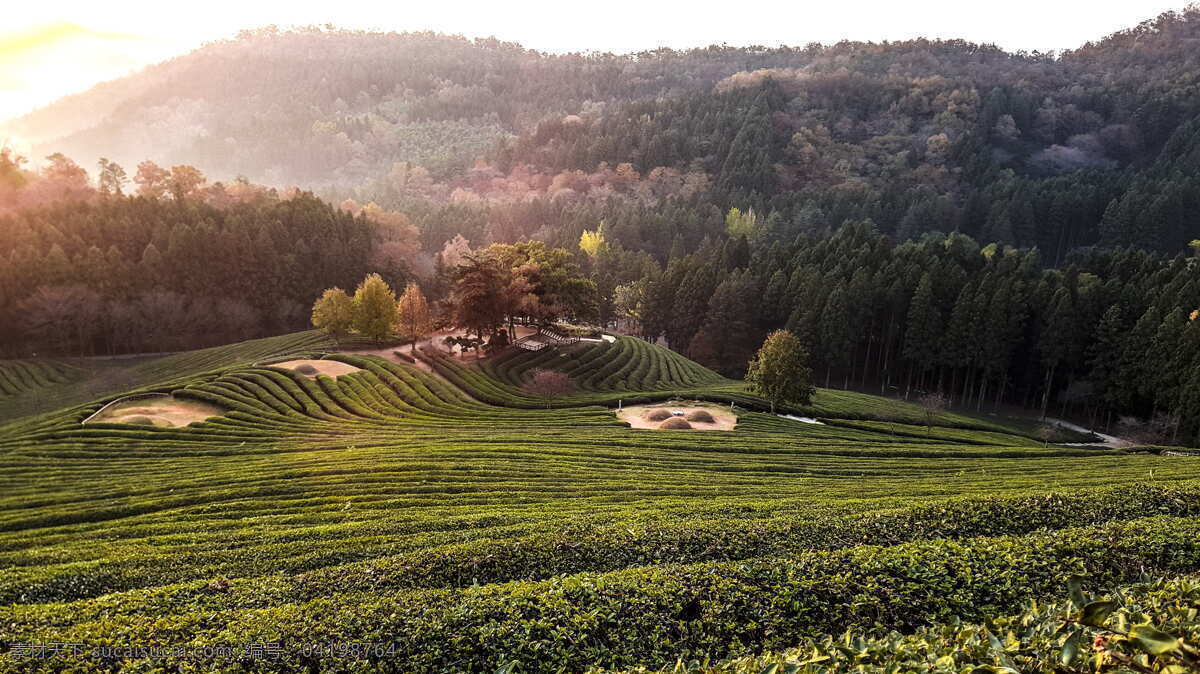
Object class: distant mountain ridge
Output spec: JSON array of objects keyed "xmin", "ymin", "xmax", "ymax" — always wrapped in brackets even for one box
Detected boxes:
[{"xmin": 3, "ymin": 9, "xmax": 1200, "ymax": 254}]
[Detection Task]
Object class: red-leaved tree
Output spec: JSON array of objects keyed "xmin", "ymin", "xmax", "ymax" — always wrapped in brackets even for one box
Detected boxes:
[{"xmin": 522, "ymin": 369, "xmax": 573, "ymax": 407}]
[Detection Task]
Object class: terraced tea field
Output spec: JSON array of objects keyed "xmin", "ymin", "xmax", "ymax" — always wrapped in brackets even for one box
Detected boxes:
[{"xmin": 2, "ymin": 331, "xmax": 1199, "ymax": 672}]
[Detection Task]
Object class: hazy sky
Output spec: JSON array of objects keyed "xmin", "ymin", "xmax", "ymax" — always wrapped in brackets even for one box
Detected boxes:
[{"xmin": 0, "ymin": 0, "xmax": 1189, "ymax": 122}]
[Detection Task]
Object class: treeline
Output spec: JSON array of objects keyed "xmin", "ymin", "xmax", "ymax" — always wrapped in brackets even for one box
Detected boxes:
[
  {"xmin": 0, "ymin": 192, "xmax": 388, "ymax": 356},
  {"xmin": 612, "ymin": 223, "xmax": 1200, "ymax": 443}
]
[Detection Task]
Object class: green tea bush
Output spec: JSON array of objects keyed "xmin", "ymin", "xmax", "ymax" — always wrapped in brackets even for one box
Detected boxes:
[{"xmin": 603, "ymin": 574, "xmax": 1200, "ymax": 673}]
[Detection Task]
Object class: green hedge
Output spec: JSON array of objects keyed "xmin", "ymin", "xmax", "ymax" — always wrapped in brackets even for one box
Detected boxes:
[
  {"xmin": 8, "ymin": 515, "xmax": 1200, "ymax": 672},
  {"xmin": 598, "ymin": 573, "xmax": 1200, "ymax": 673}
]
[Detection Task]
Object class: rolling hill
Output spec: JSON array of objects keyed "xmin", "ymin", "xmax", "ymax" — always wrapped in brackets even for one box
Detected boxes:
[
  {"xmin": 5, "ymin": 9, "xmax": 1200, "ymax": 255},
  {"xmin": 1, "ymin": 331, "xmax": 1199, "ymax": 671}
]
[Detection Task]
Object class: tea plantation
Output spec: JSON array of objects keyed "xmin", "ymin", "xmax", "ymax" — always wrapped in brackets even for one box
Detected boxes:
[{"xmin": 2, "ymin": 332, "xmax": 1199, "ymax": 672}]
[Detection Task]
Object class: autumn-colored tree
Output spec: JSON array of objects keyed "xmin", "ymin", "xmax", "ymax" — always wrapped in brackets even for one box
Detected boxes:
[
  {"xmin": 169, "ymin": 165, "xmax": 206, "ymax": 201},
  {"xmin": 0, "ymin": 148, "xmax": 27, "ymax": 191},
  {"xmin": 362, "ymin": 202, "xmax": 422, "ymax": 277},
  {"xmin": 522, "ymin": 369, "xmax": 574, "ymax": 407},
  {"xmin": 30, "ymin": 153, "xmax": 92, "ymax": 204},
  {"xmin": 134, "ymin": 161, "xmax": 171, "ymax": 198},
  {"xmin": 745, "ymin": 330, "xmax": 815, "ymax": 413},
  {"xmin": 352, "ymin": 273, "xmax": 398, "ymax": 343},
  {"xmin": 579, "ymin": 224, "xmax": 606, "ymax": 257},
  {"xmin": 724, "ymin": 207, "xmax": 760, "ymax": 239},
  {"xmin": 311, "ymin": 288, "xmax": 354, "ymax": 340},
  {"xmin": 440, "ymin": 234, "xmax": 472, "ymax": 269},
  {"xmin": 396, "ymin": 282, "xmax": 433, "ymax": 348}
]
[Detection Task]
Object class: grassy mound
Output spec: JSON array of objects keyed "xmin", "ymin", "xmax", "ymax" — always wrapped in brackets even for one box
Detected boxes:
[
  {"xmin": 482, "ymin": 335, "xmax": 725, "ymax": 393},
  {"xmin": 293, "ymin": 363, "xmax": 318, "ymax": 375},
  {"xmin": 685, "ymin": 409, "xmax": 716, "ymax": 423},
  {"xmin": 659, "ymin": 417, "xmax": 692, "ymax": 429},
  {"xmin": 0, "ymin": 331, "xmax": 358, "ymax": 424},
  {"xmin": 0, "ymin": 359, "xmax": 83, "ymax": 400},
  {"xmin": 644, "ymin": 408, "xmax": 673, "ymax": 421}
]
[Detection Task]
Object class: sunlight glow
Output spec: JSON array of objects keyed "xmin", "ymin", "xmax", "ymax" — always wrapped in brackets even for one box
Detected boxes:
[{"xmin": 0, "ymin": 0, "xmax": 1191, "ymax": 122}]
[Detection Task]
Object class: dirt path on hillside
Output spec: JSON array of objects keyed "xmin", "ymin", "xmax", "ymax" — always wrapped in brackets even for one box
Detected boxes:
[
  {"xmin": 340, "ymin": 336, "xmax": 495, "ymax": 404},
  {"xmin": 1044, "ymin": 417, "xmax": 1133, "ymax": 448}
]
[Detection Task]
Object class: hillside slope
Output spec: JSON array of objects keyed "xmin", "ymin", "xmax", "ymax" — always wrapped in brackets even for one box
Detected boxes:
[
  {"xmin": 1, "ymin": 330, "xmax": 1199, "ymax": 670},
  {"xmin": 5, "ymin": 10, "xmax": 1200, "ymax": 254}
]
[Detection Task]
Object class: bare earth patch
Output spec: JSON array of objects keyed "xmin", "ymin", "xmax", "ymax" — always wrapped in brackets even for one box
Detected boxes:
[
  {"xmin": 273, "ymin": 359, "xmax": 362, "ymax": 378},
  {"xmin": 91, "ymin": 397, "xmax": 226, "ymax": 428},
  {"xmin": 617, "ymin": 402, "xmax": 738, "ymax": 431},
  {"xmin": 341, "ymin": 326, "xmax": 541, "ymax": 370}
]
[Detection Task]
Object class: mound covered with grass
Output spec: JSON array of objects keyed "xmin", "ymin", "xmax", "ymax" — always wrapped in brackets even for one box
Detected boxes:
[
  {"xmin": 482, "ymin": 335, "xmax": 725, "ymax": 393},
  {"xmin": 0, "ymin": 331, "xmax": 362, "ymax": 424}
]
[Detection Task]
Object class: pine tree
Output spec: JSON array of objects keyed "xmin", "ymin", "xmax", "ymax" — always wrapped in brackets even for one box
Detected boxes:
[
  {"xmin": 760, "ymin": 270, "xmax": 788, "ymax": 329},
  {"xmin": 1088, "ymin": 304, "xmax": 1127, "ymax": 417},
  {"xmin": 903, "ymin": 273, "xmax": 941, "ymax": 390},
  {"xmin": 943, "ymin": 283, "xmax": 978, "ymax": 402},
  {"xmin": 1151, "ymin": 308, "xmax": 1187, "ymax": 413},
  {"xmin": 1121, "ymin": 305, "xmax": 1162, "ymax": 407},
  {"xmin": 1038, "ymin": 288, "xmax": 1075, "ymax": 419},
  {"xmin": 819, "ymin": 282, "xmax": 853, "ymax": 388}
]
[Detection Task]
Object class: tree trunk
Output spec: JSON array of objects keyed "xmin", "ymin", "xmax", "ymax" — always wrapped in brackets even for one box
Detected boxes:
[
  {"xmin": 861, "ymin": 336, "xmax": 874, "ymax": 388},
  {"xmin": 1040, "ymin": 364, "xmax": 1055, "ymax": 421}
]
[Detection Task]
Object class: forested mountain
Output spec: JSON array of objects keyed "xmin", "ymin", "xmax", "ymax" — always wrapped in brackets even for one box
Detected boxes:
[
  {"xmin": 2, "ymin": 9, "xmax": 1200, "ymax": 442},
  {"xmin": 4, "ymin": 8, "xmax": 1200, "ymax": 256}
]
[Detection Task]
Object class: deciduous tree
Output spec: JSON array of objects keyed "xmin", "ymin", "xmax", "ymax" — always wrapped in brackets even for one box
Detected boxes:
[
  {"xmin": 311, "ymin": 287, "xmax": 354, "ymax": 339},
  {"xmin": 522, "ymin": 369, "xmax": 574, "ymax": 407},
  {"xmin": 745, "ymin": 330, "xmax": 815, "ymax": 413},
  {"xmin": 396, "ymin": 282, "xmax": 433, "ymax": 348},
  {"xmin": 352, "ymin": 273, "xmax": 397, "ymax": 343}
]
